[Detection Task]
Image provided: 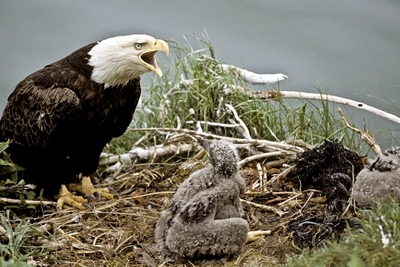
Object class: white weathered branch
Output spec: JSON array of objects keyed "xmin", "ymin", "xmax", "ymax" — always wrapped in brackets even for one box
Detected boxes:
[
  {"xmin": 240, "ymin": 199, "xmax": 286, "ymax": 216},
  {"xmin": 337, "ymin": 107, "xmax": 383, "ymax": 156},
  {"xmin": 164, "ymin": 79, "xmax": 194, "ymax": 104},
  {"xmin": 220, "ymin": 64, "xmax": 288, "ymax": 85},
  {"xmin": 164, "ymin": 59, "xmax": 398, "ymax": 125},
  {"xmin": 100, "ymin": 142, "xmax": 200, "ymax": 167},
  {"xmin": 129, "ymin": 127, "xmax": 304, "ymax": 153},
  {"xmin": 130, "ymin": 143, "xmax": 198, "ymax": 160},
  {"xmin": 189, "ymin": 108, "xmax": 203, "ymax": 133},
  {"xmin": 242, "ymin": 90, "xmax": 400, "ymax": 125},
  {"xmin": 186, "ymin": 120, "xmax": 240, "ymax": 128},
  {"xmin": 239, "ymin": 151, "xmax": 295, "ymax": 167},
  {"xmin": 225, "ymin": 104, "xmax": 252, "ymax": 139},
  {"xmin": 0, "ymin": 197, "xmax": 56, "ymax": 206}
]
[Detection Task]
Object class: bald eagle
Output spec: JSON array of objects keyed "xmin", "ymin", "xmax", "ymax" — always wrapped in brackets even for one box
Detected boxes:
[{"xmin": 0, "ymin": 34, "xmax": 169, "ymax": 209}]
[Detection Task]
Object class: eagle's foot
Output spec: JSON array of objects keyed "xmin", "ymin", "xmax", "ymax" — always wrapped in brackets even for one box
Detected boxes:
[
  {"xmin": 68, "ymin": 176, "xmax": 115, "ymax": 201},
  {"xmin": 57, "ymin": 184, "xmax": 91, "ymax": 211},
  {"xmin": 246, "ymin": 230, "xmax": 272, "ymax": 243}
]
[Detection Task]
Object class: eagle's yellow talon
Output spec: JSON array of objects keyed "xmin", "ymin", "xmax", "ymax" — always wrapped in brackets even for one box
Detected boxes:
[
  {"xmin": 57, "ymin": 184, "xmax": 89, "ymax": 211},
  {"xmin": 69, "ymin": 176, "xmax": 115, "ymax": 201},
  {"xmin": 246, "ymin": 230, "xmax": 272, "ymax": 243}
]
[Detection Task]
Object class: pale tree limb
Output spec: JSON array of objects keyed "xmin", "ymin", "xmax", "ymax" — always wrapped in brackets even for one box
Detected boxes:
[
  {"xmin": 256, "ymin": 163, "xmax": 266, "ymax": 192},
  {"xmin": 0, "ymin": 225, "xmax": 8, "ymax": 238},
  {"xmin": 268, "ymin": 165, "xmax": 296, "ymax": 185},
  {"xmin": 225, "ymin": 104, "xmax": 252, "ymax": 139},
  {"xmin": 164, "ymin": 80, "xmax": 194, "ymax": 105},
  {"xmin": 186, "ymin": 120, "xmax": 240, "ymax": 128},
  {"xmin": 220, "ymin": 63, "xmax": 288, "ymax": 85},
  {"xmin": 163, "ymin": 59, "xmax": 398, "ymax": 125},
  {"xmin": 164, "ymin": 59, "xmax": 288, "ymax": 104},
  {"xmin": 0, "ymin": 197, "xmax": 56, "ymax": 206},
  {"xmin": 241, "ymin": 199, "xmax": 287, "ymax": 217},
  {"xmin": 128, "ymin": 127, "xmax": 304, "ymax": 153},
  {"xmin": 189, "ymin": 108, "xmax": 203, "ymax": 133},
  {"xmin": 240, "ymin": 89, "xmax": 400, "ymax": 125},
  {"xmin": 337, "ymin": 107, "xmax": 383, "ymax": 156},
  {"xmin": 239, "ymin": 151, "xmax": 295, "ymax": 167},
  {"xmin": 99, "ymin": 142, "xmax": 199, "ymax": 167}
]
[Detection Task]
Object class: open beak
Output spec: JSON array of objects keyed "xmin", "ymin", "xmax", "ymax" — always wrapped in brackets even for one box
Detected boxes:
[{"xmin": 139, "ymin": 39, "xmax": 169, "ymax": 77}]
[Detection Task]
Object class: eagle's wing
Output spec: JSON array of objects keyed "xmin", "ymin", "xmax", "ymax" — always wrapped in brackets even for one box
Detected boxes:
[{"xmin": 1, "ymin": 74, "xmax": 81, "ymax": 147}]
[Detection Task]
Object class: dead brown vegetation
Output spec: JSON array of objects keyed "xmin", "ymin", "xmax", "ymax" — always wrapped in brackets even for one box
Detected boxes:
[{"xmin": 0, "ymin": 136, "xmax": 365, "ymax": 267}]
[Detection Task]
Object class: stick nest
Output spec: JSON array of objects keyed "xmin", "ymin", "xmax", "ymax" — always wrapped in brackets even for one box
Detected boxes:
[{"xmin": 0, "ymin": 137, "xmax": 365, "ymax": 267}]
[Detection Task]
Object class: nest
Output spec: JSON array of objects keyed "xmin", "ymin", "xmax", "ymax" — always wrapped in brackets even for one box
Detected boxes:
[{"xmin": 0, "ymin": 135, "xmax": 366, "ymax": 266}]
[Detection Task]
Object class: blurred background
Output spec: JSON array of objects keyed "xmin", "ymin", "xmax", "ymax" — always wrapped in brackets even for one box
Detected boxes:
[{"xmin": 1, "ymin": 0, "xmax": 399, "ymax": 147}]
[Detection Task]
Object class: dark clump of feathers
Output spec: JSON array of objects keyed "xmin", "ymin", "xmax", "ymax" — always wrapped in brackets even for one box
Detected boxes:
[{"xmin": 286, "ymin": 140, "xmax": 364, "ymax": 249}]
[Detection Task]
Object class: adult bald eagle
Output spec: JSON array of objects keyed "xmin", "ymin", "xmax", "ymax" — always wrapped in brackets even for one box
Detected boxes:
[{"xmin": 0, "ymin": 34, "xmax": 169, "ymax": 209}]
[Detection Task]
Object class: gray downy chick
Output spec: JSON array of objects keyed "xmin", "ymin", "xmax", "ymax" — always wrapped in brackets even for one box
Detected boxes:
[
  {"xmin": 353, "ymin": 149, "xmax": 400, "ymax": 207},
  {"xmin": 154, "ymin": 139, "xmax": 248, "ymax": 261}
]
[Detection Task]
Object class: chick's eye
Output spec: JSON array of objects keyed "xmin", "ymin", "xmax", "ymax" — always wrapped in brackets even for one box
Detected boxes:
[{"xmin": 135, "ymin": 43, "xmax": 142, "ymax": 50}]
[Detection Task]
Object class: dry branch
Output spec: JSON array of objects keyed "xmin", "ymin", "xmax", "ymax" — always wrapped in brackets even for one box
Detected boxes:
[
  {"xmin": 337, "ymin": 107, "xmax": 383, "ymax": 156},
  {"xmin": 100, "ymin": 142, "xmax": 200, "ymax": 167},
  {"xmin": 226, "ymin": 104, "xmax": 252, "ymax": 139},
  {"xmin": 164, "ymin": 79, "xmax": 194, "ymax": 105},
  {"xmin": 239, "ymin": 151, "xmax": 295, "ymax": 167},
  {"xmin": 0, "ymin": 197, "xmax": 56, "ymax": 206},
  {"xmin": 165, "ymin": 60, "xmax": 398, "ymax": 125},
  {"xmin": 241, "ymin": 199, "xmax": 286, "ymax": 217},
  {"xmin": 241, "ymin": 89, "xmax": 400, "ymax": 125},
  {"xmin": 220, "ymin": 63, "xmax": 288, "ymax": 85},
  {"xmin": 186, "ymin": 120, "xmax": 240, "ymax": 128},
  {"xmin": 129, "ymin": 127, "xmax": 304, "ymax": 153}
]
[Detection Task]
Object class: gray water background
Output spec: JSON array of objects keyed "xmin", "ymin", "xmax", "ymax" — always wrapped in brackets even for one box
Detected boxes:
[{"xmin": 1, "ymin": 0, "xmax": 399, "ymax": 148}]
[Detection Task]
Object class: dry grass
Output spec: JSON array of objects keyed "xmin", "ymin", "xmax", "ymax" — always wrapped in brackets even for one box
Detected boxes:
[{"xmin": 0, "ymin": 148, "xmax": 357, "ymax": 267}]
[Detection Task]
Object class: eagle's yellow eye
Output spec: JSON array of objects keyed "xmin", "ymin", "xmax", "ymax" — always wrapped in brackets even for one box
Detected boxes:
[{"xmin": 135, "ymin": 43, "xmax": 142, "ymax": 50}]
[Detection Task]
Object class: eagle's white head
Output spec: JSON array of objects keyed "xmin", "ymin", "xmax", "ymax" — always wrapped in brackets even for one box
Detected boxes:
[{"xmin": 88, "ymin": 34, "xmax": 169, "ymax": 88}]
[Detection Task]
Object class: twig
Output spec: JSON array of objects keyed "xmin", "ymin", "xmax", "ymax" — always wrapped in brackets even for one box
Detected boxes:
[
  {"xmin": 151, "ymin": 136, "xmax": 158, "ymax": 165},
  {"xmin": 268, "ymin": 165, "xmax": 296, "ymax": 185},
  {"xmin": 264, "ymin": 159, "xmax": 287, "ymax": 169},
  {"xmin": 241, "ymin": 199, "xmax": 286, "ymax": 217},
  {"xmin": 239, "ymin": 151, "xmax": 295, "ymax": 167},
  {"xmin": 0, "ymin": 184, "xmax": 36, "ymax": 193},
  {"xmin": 189, "ymin": 108, "xmax": 203, "ymax": 133},
  {"xmin": 300, "ymin": 191, "xmax": 314, "ymax": 212},
  {"xmin": 132, "ymin": 132, "xmax": 151, "ymax": 149},
  {"xmin": 226, "ymin": 104, "xmax": 252, "ymax": 139},
  {"xmin": 256, "ymin": 163, "xmax": 266, "ymax": 192},
  {"xmin": 277, "ymin": 192, "xmax": 303, "ymax": 207},
  {"xmin": 186, "ymin": 120, "xmax": 240, "ymax": 128},
  {"xmin": 164, "ymin": 79, "xmax": 194, "ymax": 105},
  {"xmin": 338, "ymin": 107, "xmax": 383, "ymax": 156},
  {"xmin": 0, "ymin": 225, "xmax": 7, "ymax": 238},
  {"xmin": 127, "ymin": 191, "xmax": 175, "ymax": 199},
  {"xmin": 0, "ymin": 197, "xmax": 56, "ymax": 206}
]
